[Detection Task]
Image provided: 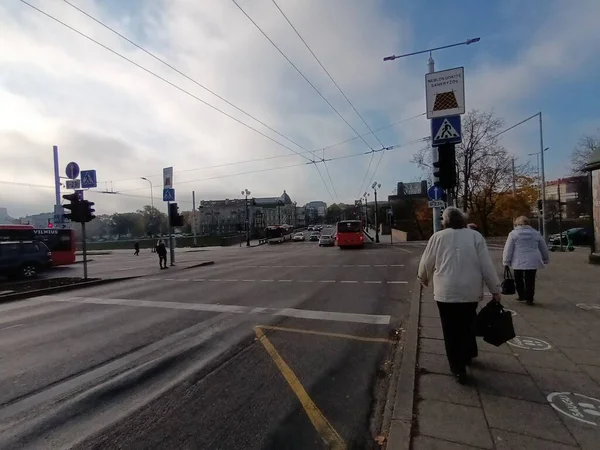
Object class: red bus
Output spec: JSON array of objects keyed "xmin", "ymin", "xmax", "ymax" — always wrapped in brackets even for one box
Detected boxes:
[
  {"xmin": 336, "ymin": 220, "xmax": 364, "ymax": 248},
  {"xmin": 0, "ymin": 224, "xmax": 76, "ymax": 266}
]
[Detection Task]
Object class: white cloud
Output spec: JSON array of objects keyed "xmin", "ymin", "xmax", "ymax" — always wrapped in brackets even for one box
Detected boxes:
[{"xmin": 0, "ymin": 0, "xmax": 598, "ymax": 218}]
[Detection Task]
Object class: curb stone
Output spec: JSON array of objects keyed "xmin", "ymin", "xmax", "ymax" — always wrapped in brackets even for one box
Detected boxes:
[
  {"xmin": 386, "ymin": 280, "xmax": 423, "ymax": 450},
  {"xmin": 0, "ymin": 276, "xmax": 141, "ymax": 304}
]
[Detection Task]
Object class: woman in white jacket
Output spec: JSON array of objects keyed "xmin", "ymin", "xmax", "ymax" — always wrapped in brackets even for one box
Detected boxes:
[
  {"xmin": 418, "ymin": 207, "xmax": 501, "ymax": 384},
  {"xmin": 502, "ymin": 216, "xmax": 549, "ymax": 305}
]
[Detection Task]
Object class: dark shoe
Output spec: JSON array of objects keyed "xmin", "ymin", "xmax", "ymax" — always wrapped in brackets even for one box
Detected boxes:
[
  {"xmin": 164, "ymin": 266, "xmax": 169, "ymax": 269},
  {"xmin": 516, "ymin": 298, "xmax": 525, "ymax": 301},
  {"xmin": 526, "ymin": 299, "xmax": 534, "ymax": 305},
  {"xmin": 455, "ymin": 372, "xmax": 467, "ymax": 384}
]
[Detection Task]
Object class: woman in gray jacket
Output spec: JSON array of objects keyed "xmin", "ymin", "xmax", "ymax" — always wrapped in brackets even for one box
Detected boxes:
[{"xmin": 502, "ymin": 216, "xmax": 549, "ymax": 305}]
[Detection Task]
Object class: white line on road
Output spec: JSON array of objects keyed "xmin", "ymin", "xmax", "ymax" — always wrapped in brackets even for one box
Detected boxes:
[
  {"xmin": 364, "ymin": 281, "xmax": 382, "ymax": 284},
  {"xmin": 163, "ymin": 278, "xmax": 175, "ymax": 281},
  {"xmin": 242, "ymin": 279, "xmax": 255, "ymax": 282},
  {"xmin": 223, "ymin": 279, "xmax": 238, "ymax": 282},
  {"xmin": 390, "ymin": 264, "xmax": 405, "ymax": 267},
  {"xmin": 261, "ymin": 279, "xmax": 274, "ymax": 282},
  {"xmin": 340, "ymin": 280, "xmax": 358, "ymax": 284},
  {"xmin": 319, "ymin": 280, "xmax": 335, "ymax": 283},
  {"xmin": 208, "ymin": 279, "xmax": 222, "ymax": 282},
  {"xmin": 278, "ymin": 280, "xmax": 293, "ymax": 282},
  {"xmin": 0, "ymin": 324, "xmax": 23, "ymax": 331},
  {"xmin": 42, "ymin": 296, "xmax": 391, "ymax": 325},
  {"xmin": 387, "ymin": 281, "xmax": 408, "ymax": 284}
]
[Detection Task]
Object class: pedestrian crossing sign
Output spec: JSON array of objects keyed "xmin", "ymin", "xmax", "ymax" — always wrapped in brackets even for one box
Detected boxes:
[
  {"xmin": 163, "ymin": 188, "xmax": 175, "ymax": 202},
  {"xmin": 431, "ymin": 115, "xmax": 462, "ymax": 147}
]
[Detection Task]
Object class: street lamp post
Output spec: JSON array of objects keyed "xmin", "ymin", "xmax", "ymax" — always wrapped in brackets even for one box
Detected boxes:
[
  {"xmin": 242, "ymin": 189, "xmax": 251, "ymax": 247},
  {"xmin": 384, "ymin": 38, "xmax": 481, "ymax": 233},
  {"xmin": 141, "ymin": 177, "xmax": 156, "ymax": 251},
  {"xmin": 372, "ymin": 182, "xmax": 381, "ymax": 243},
  {"xmin": 528, "ymin": 147, "xmax": 549, "ymax": 233}
]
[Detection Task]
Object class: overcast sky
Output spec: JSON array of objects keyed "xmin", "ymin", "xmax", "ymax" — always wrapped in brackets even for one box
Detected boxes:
[{"xmin": 1, "ymin": 0, "xmax": 599, "ymax": 218}]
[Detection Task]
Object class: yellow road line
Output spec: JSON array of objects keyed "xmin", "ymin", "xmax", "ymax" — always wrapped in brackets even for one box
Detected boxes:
[
  {"xmin": 254, "ymin": 327, "xmax": 347, "ymax": 450},
  {"xmin": 257, "ymin": 325, "xmax": 394, "ymax": 344}
]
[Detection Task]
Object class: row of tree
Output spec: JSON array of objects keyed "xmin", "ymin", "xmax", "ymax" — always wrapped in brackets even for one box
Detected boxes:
[{"xmin": 411, "ymin": 109, "xmax": 598, "ymax": 235}]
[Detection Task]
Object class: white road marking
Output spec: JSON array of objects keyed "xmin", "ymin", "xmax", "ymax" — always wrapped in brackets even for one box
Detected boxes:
[
  {"xmin": 278, "ymin": 279, "xmax": 293, "ymax": 282},
  {"xmin": 41, "ymin": 295, "xmax": 391, "ymax": 325},
  {"xmin": 208, "ymin": 279, "xmax": 222, "ymax": 282},
  {"xmin": 364, "ymin": 281, "xmax": 382, "ymax": 284},
  {"xmin": 242, "ymin": 279, "xmax": 255, "ymax": 282},
  {"xmin": 261, "ymin": 279, "xmax": 274, "ymax": 282},
  {"xmin": 223, "ymin": 279, "xmax": 238, "ymax": 282},
  {"xmin": 390, "ymin": 264, "xmax": 405, "ymax": 267},
  {"xmin": 319, "ymin": 280, "xmax": 335, "ymax": 283},
  {"xmin": 0, "ymin": 324, "xmax": 24, "ymax": 331},
  {"xmin": 387, "ymin": 281, "xmax": 408, "ymax": 284},
  {"xmin": 395, "ymin": 247, "xmax": 412, "ymax": 253},
  {"xmin": 340, "ymin": 280, "xmax": 358, "ymax": 284}
]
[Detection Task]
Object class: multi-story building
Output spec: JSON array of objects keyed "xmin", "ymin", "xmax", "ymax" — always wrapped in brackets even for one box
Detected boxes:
[
  {"xmin": 0, "ymin": 207, "xmax": 16, "ymax": 224},
  {"xmin": 305, "ymin": 201, "xmax": 327, "ymax": 224},
  {"xmin": 545, "ymin": 176, "xmax": 589, "ymax": 219},
  {"xmin": 199, "ymin": 191, "xmax": 300, "ymax": 235}
]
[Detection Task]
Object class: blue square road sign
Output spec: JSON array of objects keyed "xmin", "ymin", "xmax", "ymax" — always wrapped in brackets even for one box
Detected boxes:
[
  {"xmin": 163, "ymin": 188, "xmax": 175, "ymax": 202},
  {"xmin": 431, "ymin": 115, "xmax": 462, "ymax": 146}
]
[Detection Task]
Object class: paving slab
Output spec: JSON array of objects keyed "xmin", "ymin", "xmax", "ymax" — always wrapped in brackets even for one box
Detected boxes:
[
  {"xmin": 419, "ymin": 326, "xmax": 444, "ymax": 340},
  {"xmin": 417, "ymin": 399, "xmax": 493, "ymax": 449},
  {"xmin": 470, "ymin": 351, "xmax": 528, "ymax": 375},
  {"xmin": 417, "ymin": 352, "xmax": 452, "ymax": 376},
  {"xmin": 420, "ymin": 303, "xmax": 439, "ymax": 318},
  {"xmin": 472, "ymin": 368, "xmax": 547, "ymax": 403},
  {"xmin": 419, "ymin": 316, "xmax": 441, "ymax": 328},
  {"xmin": 491, "ymin": 429, "xmax": 578, "ymax": 450},
  {"xmin": 480, "ymin": 394, "xmax": 577, "ymax": 445},
  {"xmin": 419, "ymin": 373, "xmax": 480, "ymax": 406},
  {"xmin": 412, "ymin": 435, "xmax": 485, "ymax": 449},
  {"xmin": 420, "ymin": 338, "xmax": 446, "ymax": 356}
]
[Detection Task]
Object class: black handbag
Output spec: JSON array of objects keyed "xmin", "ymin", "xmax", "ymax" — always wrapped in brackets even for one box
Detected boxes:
[
  {"xmin": 501, "ymin": 266, "xmax": 516, "ymax": 295},
  {"xmin": 473, "ymin": 300, "xmax": 516, "ymax": 346}
]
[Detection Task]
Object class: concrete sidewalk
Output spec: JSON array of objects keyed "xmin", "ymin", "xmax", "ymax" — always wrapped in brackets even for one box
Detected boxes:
[{"xmin": 407, "ymin": 250, "xmax": 600, "ymax": 449}]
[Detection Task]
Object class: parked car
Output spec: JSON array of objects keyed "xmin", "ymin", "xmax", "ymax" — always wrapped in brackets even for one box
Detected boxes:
[
  {"xmin": 549, "ymin": 228, "xmax": 592, "ymax": 246},
  {"xmin": 293, "ymin": 232, "xmax": 305, "ymax": 241},
  {"xmin": 307, "ymin": 226, "xmax": 314, "ymax": 231},
  {"xmin": 0, "ymin": 240, "xmax": 52, "ymax": 279},
  {"xmin": 309, "ymin": 232, "xmax": 320, "ymax": 241},
  {"xmin": 319, "ymin": 234, "xmax": 334, "ymax": 247}
]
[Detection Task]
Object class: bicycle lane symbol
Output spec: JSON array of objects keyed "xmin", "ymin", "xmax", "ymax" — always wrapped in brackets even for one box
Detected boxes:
[{"xmin": 547, "ymin": 392, "xmax": 600, "ymax": 426}]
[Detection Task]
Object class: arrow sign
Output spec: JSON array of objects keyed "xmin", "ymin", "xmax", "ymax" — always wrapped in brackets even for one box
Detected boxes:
[
  {"xmin": 428, "ymin": 185, "xmax": 445, "ymax": 201},
  {"xmin": 65, "ymin": 162, "xmax": 80, "ymax": 179}
]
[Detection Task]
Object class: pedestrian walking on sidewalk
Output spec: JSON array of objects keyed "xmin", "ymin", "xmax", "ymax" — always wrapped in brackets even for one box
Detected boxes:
[
  {"xmin": 418, "ymin": 207, "xmax": 501, "ymax": 384},
  {"xmin": 156, "ymin": 239, "xmax": 168, "ymax": 269},
  {"xmin": 134, "ymin": 241, "xmax": 140, "ymax": 256},
  {"xmin": 502, "ymin": 216, "xmax": 549, "ymax": 305}
]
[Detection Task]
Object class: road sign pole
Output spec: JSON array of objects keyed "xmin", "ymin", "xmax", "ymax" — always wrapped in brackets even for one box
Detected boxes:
[
  {"xmin": 81, "ymin": 221, "xmax": 88, "ymax": 280},
  {"xmin": 429, "ymin": 55, "xmax": 442, "ymax": 233},
  {"xmin": 166, "ymin": 201, "xmax": 175, "ymax": 266}
]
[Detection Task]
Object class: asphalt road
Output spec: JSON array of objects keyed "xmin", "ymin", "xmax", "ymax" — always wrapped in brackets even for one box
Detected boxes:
[{"xmin": 0, "ymin": 235, "xmax": 419, "ymax": 449}]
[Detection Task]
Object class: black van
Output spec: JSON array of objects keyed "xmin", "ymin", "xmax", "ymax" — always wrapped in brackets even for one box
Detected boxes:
[{"xmin": 0, "ymin": 241, "xmax": 53, "ymax": 279}]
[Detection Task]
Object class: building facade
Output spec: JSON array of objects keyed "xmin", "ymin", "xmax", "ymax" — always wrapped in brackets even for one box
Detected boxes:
[
  {"xmin": 305, "ymin": 201, "xmax": 327, "ymax": 224},
  {"xmin": 545, "ymin": 176, "xmax": 589, "ymax": 219},
  {"xmin": 198, "ymin": 191, "xmax": 301, "ymax": 236}
]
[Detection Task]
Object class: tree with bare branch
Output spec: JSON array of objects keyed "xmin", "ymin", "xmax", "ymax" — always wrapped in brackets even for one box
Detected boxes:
[{"xmin": 571, "ymin": 131, "xmax": 599, "ymax": 173}]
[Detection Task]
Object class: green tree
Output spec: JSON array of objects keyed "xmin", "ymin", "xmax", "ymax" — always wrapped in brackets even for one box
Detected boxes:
[
  {"xmin": 137, "ymin": 205, "xmax": 167, "ymax": 236},
  {"xmin": 111, "ymin": 212, "xmax": 144, "ymax": 237},
  {"xmin": 326, "ymin": 204, "xmax": 343, "ymax": 223}
]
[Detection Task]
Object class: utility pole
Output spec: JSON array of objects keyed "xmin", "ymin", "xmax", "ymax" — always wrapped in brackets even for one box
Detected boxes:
[
  {"xmin": 242, "ymin": 189, "xmax": 251, "ymax": 246},
  {"xmin": 372, "ymin": 182, "xmax": 381, "ymax": 243},
  {"xmin": 192, "ymin": 190, "xmax": 197, "ymax": 246},
  {"xmin": 539, "ymin": 113, "xmax": 547, "ymax": 241},
  {"xmin": 511, "ymin": 157, "xmax": 517, "ymax": 195}
]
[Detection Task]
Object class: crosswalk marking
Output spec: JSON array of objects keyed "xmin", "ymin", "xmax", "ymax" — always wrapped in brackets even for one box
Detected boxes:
[
  {"xmin": 39, "ymin": 295, "xmax": 391, "ymax": 325},
  {"xmin": 145, "ymin": 278, "xmax": 408, "ymax": 285}
]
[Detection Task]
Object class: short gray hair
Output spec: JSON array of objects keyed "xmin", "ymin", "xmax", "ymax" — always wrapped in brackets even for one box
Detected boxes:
[
  {"xmin": 442, "ymin": 207, "xmax": 467, "ymax": 229},
  {"xmin": 514, "ymin": 216, "xmax": 530, "ymax": 226}
]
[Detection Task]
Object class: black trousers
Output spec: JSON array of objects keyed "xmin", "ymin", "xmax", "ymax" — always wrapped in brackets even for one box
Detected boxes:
[
  {"xmin": 436, "ymin": 302, "xmax": 479, "ymax": 375},
  {"xmin": 513, "ymin": 269, "xmax": 537, "ymax": 301},
  {"xmin": 158, "ymin": 255, "xmax": 167, "ymax": 268}
]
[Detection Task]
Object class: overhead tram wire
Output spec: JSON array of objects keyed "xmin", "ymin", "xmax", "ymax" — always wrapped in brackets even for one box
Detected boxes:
[
  {"xmin": 271, "ymin": 0, "xmax": 386, "ymax": 149},
  {"xmin": 60, "ymin": 0, "xmax": 310, "ymax": 158},
  {"xmin": 0, "ymin": 137, "xmax": 427, "ymax": 202},
  {"xmin": 230, "ymin": 0, "xmax": 377, "ymax": 154},
  {"xmin": 59, "ymin": 0, "xmax": 339, "ymax": 200},
  {"xmin": 18, "ymin": 0, "xmax": 313, "ymax": 164},
  {"xmin": 112, "ymin": 112, "xmax": 424, "ymax": 186}
]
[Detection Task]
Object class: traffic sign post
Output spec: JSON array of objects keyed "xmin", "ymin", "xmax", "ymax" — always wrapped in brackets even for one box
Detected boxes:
[
  {"xmin": 428, "ymin": 185, "xmax": 445, "ymax": 201},
  {"xmin": 163, "ymin": 188, "xmax": 175, "ymax": 202},
  {"xmin": 425, "ymin": 67, "xmax": 465, "ymax": 119},
  {"xmin": 81, "ymin": 170, "xmax": 97, "ymax": 188},
  {"xmin": 65, "ymin": 162, "xmax": 80, "ymax": 180},
  {"xmin": 432, "ymin": 115, "xmax": 462, "ymax": 146}
]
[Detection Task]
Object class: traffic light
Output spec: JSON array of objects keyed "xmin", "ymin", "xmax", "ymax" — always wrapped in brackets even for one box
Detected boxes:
[
  {"xmin": 62, "ymin": 192, "xmax": 83, "ymax": 223},
  {"xmin": 433, "ymin": 143, "xmax": 457, "ymax": 190},
  {"xmin": 82, "ymin": 200, "xmax": 96, "ymax": 223},
  {"xmin": 168, "ymin": 202, "xmax": 184, "ymax": 227}
]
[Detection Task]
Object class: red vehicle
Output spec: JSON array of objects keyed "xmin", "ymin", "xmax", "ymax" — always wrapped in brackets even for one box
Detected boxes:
[
  {"xmin": 336, "ymin": 220, "xmax": 364, "ymax": 248},
  {"xmin": 0, "ymin": 224, "xmax": 76, "ymax": 266}
]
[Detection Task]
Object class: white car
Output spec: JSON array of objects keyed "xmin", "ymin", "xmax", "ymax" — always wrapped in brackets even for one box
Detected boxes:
[
  {"xmin": 319, "ymin": 235, "xmax": 334, "ymax": 246},
  {"xmin": 293, "ymin": 232, "xmax": 305, "ymax": 241}
]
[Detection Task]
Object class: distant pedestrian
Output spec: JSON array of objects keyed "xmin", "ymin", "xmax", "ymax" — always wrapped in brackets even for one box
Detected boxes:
[
  {"xmin": 502, "ymin": 216, "xmax": 549, "ymax": 305},
  {"xmin": 134, "ymin": 241, "xmax": 140, "ymax": 256},
  {"xmin": 156, "ymin": 239, "xmax": 168, "ymax": 269},
  {"xmin": 418, "ymin": 207, "xmax": 501, "ymax": 384}
]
